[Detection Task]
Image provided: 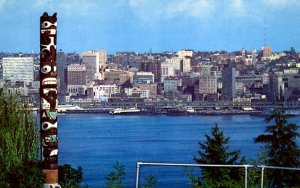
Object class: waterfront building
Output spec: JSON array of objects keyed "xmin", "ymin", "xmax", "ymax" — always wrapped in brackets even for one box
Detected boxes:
[
  {"xmin": 134, "ymin": 83, "xmax": 157, "ymax": 98},
  {"xmin": 2, "ymin": 57, "xmax": 34, "ymax": 84},
  {"xmin": 132, "ymin": 72, "xmax": 154, "ymax": 85},
  {"xmin": 124, "ymin": 87, "xmax": 150, "ymax": 98},
  {"xmin": 92, "ymin": 84, "xmax": 119, "ymax": 102},
  {"xmin": 66, "ymin": 64, "xmax": 87, "ymax": 95},
  {"xmin": 222, "ymin": 64, "xmax": 236, "ymax": 101}
]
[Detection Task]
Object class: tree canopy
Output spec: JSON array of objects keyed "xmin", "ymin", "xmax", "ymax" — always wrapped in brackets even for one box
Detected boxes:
[
  {"xmin": 193, "ymin": 124, "xmax": 244, "ymax": 188},
  {"xmin": 0, "ymin": 88, "xmax": 44, "ymax": 187},
  {"xmin": 255, "ymin": 110, "xmax": 300, "ymax": 187}
]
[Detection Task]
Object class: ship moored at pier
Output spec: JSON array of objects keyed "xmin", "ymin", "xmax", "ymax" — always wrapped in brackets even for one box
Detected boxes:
[{"xmin": 109, "ymin": 107, "xmax": 141, "ymax": 115}]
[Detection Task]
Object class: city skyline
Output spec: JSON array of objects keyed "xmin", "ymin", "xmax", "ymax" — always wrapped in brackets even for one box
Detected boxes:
[{"xmin": 1, "ymin": 0, "xmax": 300, "ymax": 53}]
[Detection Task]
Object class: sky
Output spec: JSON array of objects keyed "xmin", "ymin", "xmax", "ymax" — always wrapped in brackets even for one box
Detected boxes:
[{"xmin": 0, "ymin": 0, "xmax": 300, "ymax": 54}]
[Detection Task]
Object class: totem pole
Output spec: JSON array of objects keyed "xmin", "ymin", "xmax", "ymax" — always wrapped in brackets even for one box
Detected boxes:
[{"xmin": 40, "ymin": 12, "xmax": 60, "ymax": 188}]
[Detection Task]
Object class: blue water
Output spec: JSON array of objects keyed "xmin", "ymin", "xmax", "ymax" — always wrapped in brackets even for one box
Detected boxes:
[{"xmin": 57, "ymin": 114, "xmax": 300, "ymax": 187}]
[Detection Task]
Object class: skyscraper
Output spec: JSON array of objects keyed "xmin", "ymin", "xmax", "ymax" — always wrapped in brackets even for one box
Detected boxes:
[
  {"xmin": 81, "ymin": 50, "xmax": 107, "ymax": 80},
  {"xmin": 263, "ymin": 46, "xmax": 272, "ymax": 57},
  {"xmin": 66, "ymin": 64, "xmax": 87, "ymax": 94},
  {"xmin": 57, "ymin": 50, "xmax": 67, "ymax": 93},
  {"xmin": 2, "ymin": 57, "xmax": 34, "ymax": 84},
  {"xmin": 199, "ymin": 65, "xmax": 217, "ymax": 94},
  {"xmin": 140, "ymin": 56, "xmax": 161, "ymax": 83},
  {"xmin": 222, "ymin": 64, "xmax": 236, "ymax": 101}
]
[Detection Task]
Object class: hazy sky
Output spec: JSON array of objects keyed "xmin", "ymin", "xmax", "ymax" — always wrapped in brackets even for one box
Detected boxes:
[{"xmin": 1, "ymin": 0, "xmax": 300, "ymax": 53}]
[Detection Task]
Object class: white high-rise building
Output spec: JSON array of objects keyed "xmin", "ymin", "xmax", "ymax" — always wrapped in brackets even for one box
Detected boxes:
[
  {"xmin": 161, "ymin": 62, "xmax": 175, "ymax": 83},
  {"xmin": 2, "ymin": 57, "xmax": 34, "ymax": 84},
  {"xmin": 177, "ymin": 49, "xmax": 194, "ymax": 58},
  {"xmin": 81, "ymin": 50, "xmax": 107, "ymax": 80},
  {"xmin": 181, "ymin": 57, "xmax": 191, "ymax": 73},
  {"xmin": 165, "ymin": 57, "xmax": 181, "ymax": 71}
]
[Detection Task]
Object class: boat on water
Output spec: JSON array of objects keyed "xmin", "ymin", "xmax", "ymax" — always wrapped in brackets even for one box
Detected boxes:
[
  {"xmin": 109, "ymin": 107, "xmax": 141, "ymax": 115},
  {"xmin": 57, "ymin": 104, "xmax": 83, "ymax": 113}
]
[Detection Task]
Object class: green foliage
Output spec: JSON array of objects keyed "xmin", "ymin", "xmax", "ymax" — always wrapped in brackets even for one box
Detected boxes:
[
  {"xmin": 254, "ymin": 110, "xmax": 300, "ymax": 187},
  {"xmin": 105, "ymin": 161, "xmax": 126, "ymax": 188},
  {"xmin": 0, "ymin": 88, "xmax": 44, "ymax": 187},
  {"xmin": 183, "ymin": 168, "xmax": 201, "ymax": 188},
  {"xmin": 58, "ymin": 164, "xmax": 83, "ymax": 188},
  {"xmin": 193, "ymin": 124, "xmax": 244, "ymax": 188},
  {"xmin": 142, "ymin": 175, "xmax": 157, "ymax": 188}
]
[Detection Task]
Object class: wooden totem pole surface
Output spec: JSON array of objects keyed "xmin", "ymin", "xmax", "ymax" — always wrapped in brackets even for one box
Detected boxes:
[{"xmin": 40, "ymin": 12, "xmax": 59, "ymax": 186}]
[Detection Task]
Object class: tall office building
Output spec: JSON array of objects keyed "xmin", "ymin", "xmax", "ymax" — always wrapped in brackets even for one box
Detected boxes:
[
  {"xmin": 177, "ymin": 49, "xmax": 194, "ymax": 58},
  {"xmin": 263, "ymin": 46, "xmax": 272, "ymax": 57},
  {"xmin": 252, "ymin": 49, "xmax": 257, "ymax": 66},
  {"xmin": 165, "ymin": 57, "xmax": 181, "ymax": 71},
  {"xmin": 81, "ymin": 50, "xmax": 107, "ymax": 80},
  {"xmin": 222, "ymin": 64, "xmax": 236, "ymax": 100},
  {"xmin": 140, "ymin": 56, "xmax": 161, "ymax": 83},
  {"xmin": 241, "ymin": 48, "xmax": 246, "ymax": 61},
  {"xmin": 57, "ymin": 50, "xmax": 67, "ymax": 93},
  {"xmin": 66, "ymin": 64, "xmax": 87, "ymax": 94},
  {"xmin": 2, "ymin": 57, "xmax": 34, "ymax": 84},
  {"xmin": 180, "ymin": 57, "xmax": 191, "ymax": 73},
  {"xmin": 199, "ymin": 65, "xmax": 217, "ymax": 94},
  {"xmin": 161, "ymin": 62, "xmax": 175, "ymax": 83},
  {"xmin": 268, "ymin": 72, "xmax": 284, "ymax": 102}
]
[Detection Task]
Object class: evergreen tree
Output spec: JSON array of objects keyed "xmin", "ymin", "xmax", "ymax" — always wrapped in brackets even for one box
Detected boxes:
[
  {"xmin": 255, "ymin": 110, "xmax": 300, "ymax": 187},
  {"xmin": 105, "ymin": 161, "xmax": 126, "ymax": 188},
  {"xmin": 58, "ymin": 164, "xmax": 83, "ymax": 188},
  {"xmin": 193, "ymin": 124, "xmax": 244, "ymax": 188}
]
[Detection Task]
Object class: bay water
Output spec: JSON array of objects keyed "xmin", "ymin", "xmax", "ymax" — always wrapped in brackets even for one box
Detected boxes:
[{"xmin": 57, "ymin": 114, "xmax": 300, "ymax": 187}]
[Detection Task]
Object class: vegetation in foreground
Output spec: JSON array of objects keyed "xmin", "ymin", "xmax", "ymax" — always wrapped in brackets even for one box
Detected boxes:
[
  {"xmin": 255, "ymin": 110, "xmax": 300, "ymax": 187},
  {"xmin": 191, "ymin": 124, "xmax": 245, "ymax": 187},
  {"xmin": 0, "ymin": 89, "xmax": 83, "ymax": 187},
  {"xmin": 0, "ymin": 89, "xmax": 44, "ymax": 187}
]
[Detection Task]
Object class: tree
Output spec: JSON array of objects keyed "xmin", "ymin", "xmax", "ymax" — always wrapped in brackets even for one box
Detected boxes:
[
  {"xmin": 255, "ymin": 110, "xmax": 300, "ymax": 187},
  {"xmin": 58, "ymin": 164, "xmax": 83, "ymax": 188},
  {"xmin": 105, "ymin": 161, "xmax": 126, "ymax": 188},
  {"xmin": 142, "ymin": 175, "xmax": 157, "ymax": 188},
  {"xmin": 0, "ymin": 88, "xmax": 44, "ymax": 187},
  {"xmin": 193, "ymin": 124, "xmax": 244, "ymax": 188}
]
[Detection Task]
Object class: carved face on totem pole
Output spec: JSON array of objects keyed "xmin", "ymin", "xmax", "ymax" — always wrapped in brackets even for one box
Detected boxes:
[{"xmin": 40, "ymin": 12, "xmax": 58, "ymax": 170}]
